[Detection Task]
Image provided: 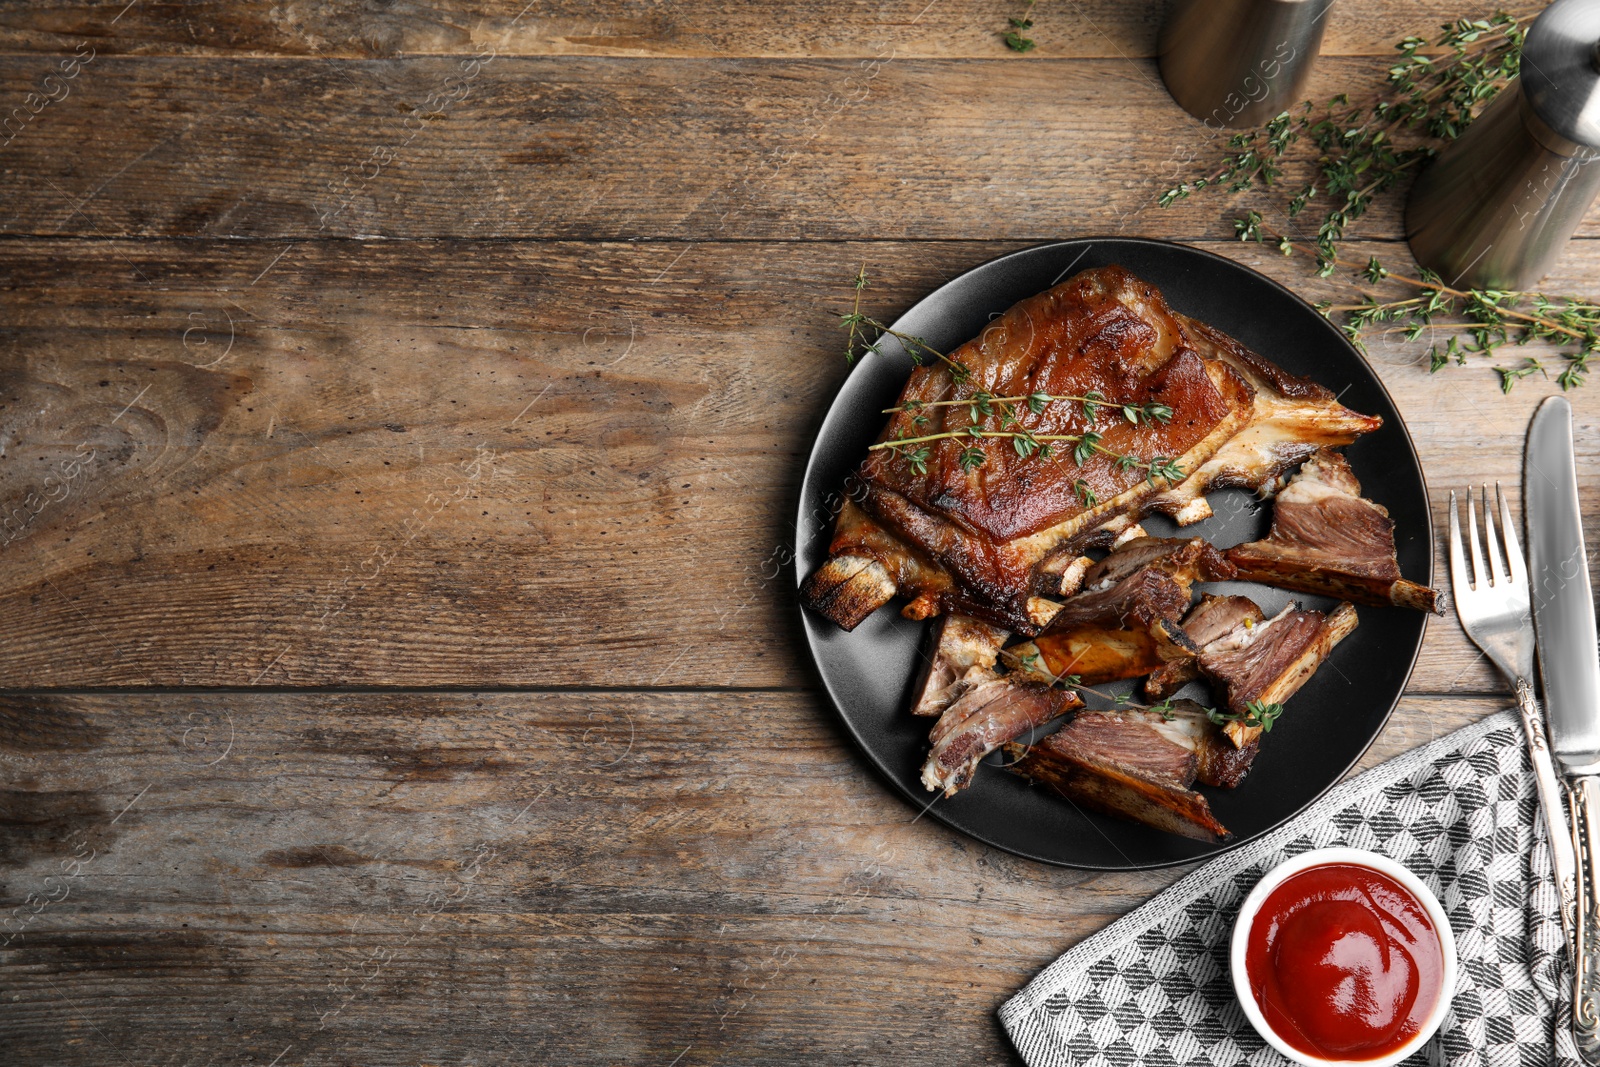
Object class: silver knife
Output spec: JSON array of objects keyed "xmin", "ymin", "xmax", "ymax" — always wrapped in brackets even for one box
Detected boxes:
[{"xmin": 1527, "ymin": 394, "xmax": 1600, "ymax": 1060}]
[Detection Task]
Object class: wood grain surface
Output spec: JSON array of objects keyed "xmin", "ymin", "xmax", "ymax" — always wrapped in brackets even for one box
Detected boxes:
[
  {"xmin": 0, "ymin": 1, "xmax": 1592, "ymax": 1063},
  {"xmin": 0, "ymin": 1, "xmax": 1537, "ymax": 59},
  {"xmin": 4, "ymin": 55, "xmax": 1596, "ymax": 243}
]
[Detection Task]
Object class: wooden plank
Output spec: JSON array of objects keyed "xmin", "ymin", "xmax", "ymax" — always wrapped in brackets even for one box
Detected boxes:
[
  {"xmin": 4, "ymin": 55, "xmax": 1593, "ymax": 243},
  {"xmin": 0, "ymin": 1, "xmax": 1524, "ymax": 59},
  {"xmin": 0, "ymin": 689, "xmax": 1505, "ymax": 1066},
  {"xmin": 0, "ymin": 236, "xmax": 1593, "ymax": 689}
]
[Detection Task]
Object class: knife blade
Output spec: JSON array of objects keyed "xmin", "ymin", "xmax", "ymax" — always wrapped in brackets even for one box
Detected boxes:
[
  {"xmin": 1526, "ymin": 394, "xmax": 1600, "ymax": 1062},
  {"xmin": 1528, "ymin": 395, "xmax": 1600, "ymax": 776}
]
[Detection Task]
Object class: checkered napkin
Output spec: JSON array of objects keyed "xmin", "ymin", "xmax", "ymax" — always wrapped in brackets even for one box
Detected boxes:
[{"xmin": 1000, "ymin": 710, "xmax": 1581, "ymax": 1067}]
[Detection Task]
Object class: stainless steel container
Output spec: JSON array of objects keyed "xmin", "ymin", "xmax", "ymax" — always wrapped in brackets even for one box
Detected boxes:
[
  {"xmin": 1158, "ymin": 0, "xmax": 1336, "ymax": 129},
  {"xmin": 1406, "ymin": 0, "xmax": 1600, "ymax": 290}
]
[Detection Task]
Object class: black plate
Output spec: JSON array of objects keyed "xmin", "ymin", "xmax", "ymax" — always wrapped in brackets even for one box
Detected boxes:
[{"xmin": 795, "ymin": 238, "xmax": 1433, "ymax": 870}]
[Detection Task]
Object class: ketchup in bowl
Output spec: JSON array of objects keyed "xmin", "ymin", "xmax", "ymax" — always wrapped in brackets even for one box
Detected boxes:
[{"xmin": 1243, "ymin": 862, "xmax": 1446, "ymax": 1061}]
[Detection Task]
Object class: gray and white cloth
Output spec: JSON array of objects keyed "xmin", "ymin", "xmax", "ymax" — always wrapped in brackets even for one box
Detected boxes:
[{"xmin": 1000, "ymin": 711, "xmax": 1579, "ymax": 1066}]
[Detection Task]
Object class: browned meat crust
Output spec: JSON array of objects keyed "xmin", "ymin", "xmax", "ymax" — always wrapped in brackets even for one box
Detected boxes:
[
  {"xmin": 1076, "ymin": 700, "xmax": 1259, "ymax": 789},
  {"xmin": 1144, "ymin": 594, "xmax": 1267, "ymax": 700},
  {"xmin": 1225, "ymin": 451, "xmax": 1440, "ymax": 612},
  {"xmin": 921, "ymin": 676, "xmax": 1081, "ymax": 796},
  {"xmin": 1200, "ymin": 601, "xmax": 1360, "ymax": 747},
  {"xmin": 1005, "ymin": 714, "xmax": 1231, "ymax": 842},
  {"xmin": 1008, "ymin": 536, "xmax": 1236, "ymax": 685},
  {"xmin": 797, "ymin": 553, "xmax": 896, "ymax": 631},
  {"xmin": 803, "ymin": 269, "xmax": 1385, "ymax": 634},
  {"xmin": 808, "ymin": 265, "xmax": 1262, "ymax": 633},
  {"xmin": 1016, "ymin": 569, "xmax": 1196, "ymax": 685},
  {"xmin": 908, "ymin": 614, "xmax": 1011, "ymax": 717},
  {"xmin": 1145, "ymin": 321, "xmax": 1385, "ymax": 525}
]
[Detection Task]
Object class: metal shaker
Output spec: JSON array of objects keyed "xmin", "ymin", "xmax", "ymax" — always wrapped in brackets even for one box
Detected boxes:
[
  {"xmin": 1407, "ymin": 0, "xmax": 1600, "ymax": 290},
  {"xmin": 1159, "ymin": 0, "xmax": 1336, "ymax": 128}
]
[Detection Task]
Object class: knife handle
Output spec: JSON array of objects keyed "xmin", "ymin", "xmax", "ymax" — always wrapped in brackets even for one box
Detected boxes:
[
  {"xmin": 1517, "ymin": 678, "xmax": 1579, "ymax": 948},
  {"xmin": 1571, "ymin": 776, "xmax": 1600, "ymax": 1062}
]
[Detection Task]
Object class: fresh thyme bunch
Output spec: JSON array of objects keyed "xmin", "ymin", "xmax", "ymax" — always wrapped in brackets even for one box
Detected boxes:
[
  {"xmin": 1161, "ymin": 13, "xmax": 1528, "ymax": 275},
  {"xmin": 1234, "ymin": 217, "xmax": 1600, "ymax": 392},
  {"xmin": 839, "ymin": 266, "xmax": 1185, "ymax": 502}
]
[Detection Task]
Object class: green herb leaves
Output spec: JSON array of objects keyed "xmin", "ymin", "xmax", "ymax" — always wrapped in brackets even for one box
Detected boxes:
[
  {"xmin": 1160, "ymin": 14, "xmax": 1596, "ymax": 392},
  {"xmin": 1004, "ymin": 0, "xmax": 1038, "ymax": 52},
  {"xmin": 1164, "ymin": 15, "xmax": 1526, "ymax": 276},
  {"xmin": 1207, "ymin": 700, "xmax": 1286, "ymax": 733}
]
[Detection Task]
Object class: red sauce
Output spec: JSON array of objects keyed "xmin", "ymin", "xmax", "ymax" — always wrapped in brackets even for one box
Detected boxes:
[{"xmin": 1245, "ymin": 863, "xmax": 1444, "ymax": 1061}]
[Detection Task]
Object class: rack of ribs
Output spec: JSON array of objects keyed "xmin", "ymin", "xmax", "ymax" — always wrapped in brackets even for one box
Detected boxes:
[{"xmin": 801, "ymin": 265, "xmax": 1381, "ymax": 634}]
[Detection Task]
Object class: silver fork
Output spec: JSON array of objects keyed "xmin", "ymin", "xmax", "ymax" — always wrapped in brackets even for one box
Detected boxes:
[{"xmin": 1450, "ymin": 484, "xmax": 1578, "ymax": 948}]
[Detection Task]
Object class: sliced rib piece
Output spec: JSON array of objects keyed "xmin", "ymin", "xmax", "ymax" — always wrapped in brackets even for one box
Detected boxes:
[
  {"xmin": 1225, "ymin": 451, "xmax": 1440, "ymax": 612},
  {"xmin": 1200, "ymin": 601, "xmax": 1360, "ymax": 748},
  {"xmin": 1008, "ymin": 570, "xmax": 1194, "ymax": 686},
  {"xmin": 921, "ymin": 675, "xmax": 1081, "ymax": 796},
  {"xmin": 1079, "ymin": 535, "xmax": 1236, "ymax": 593},
  {"xmin": 1119, "ymin": 699, "xmax": 1260, "ymax": 788},
  {"xmin": 1144, "ymin": 594, "xmax": 1267, "ymax": 700},
  {"xmin": 908, "ymin": 614, "xmax": 1011, "ymax": 717},
  {"xmin": 1146, "ymin": 320, "xmax": 1385, "ymax": 525},
  {"xmin": 1009, "ymin": 537, "xmax": 1232, "ymax": 686},
  {"xmin": 1004, "ymin": 712, "xmax": 1231, "ymax": 842},
  {"xmin": 798, "ymin": 553, "xmax": 896, "ymax": 631}
]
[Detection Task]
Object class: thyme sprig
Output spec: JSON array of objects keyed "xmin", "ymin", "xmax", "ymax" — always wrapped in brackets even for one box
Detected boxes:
[
  {"xmin": 1160, "ymin": 13, "xmax": 1529, "ymax": 273},
  {"xmin": 1004, "ymin": 0, "xmax": 1038, "ymax": 53},
  {"xmin": 869, "ymin": 428, "xmax": 1185, "ymax": 487},
  {"xmin": 885, "ymin": 392, "xmax": 1173, "ymax": 427},
  {"xmin": 1239, "ymin": 222, "xmax": 1600, "ymax": 391},
  {"xmin": 1207, "ymin": 700, "xmax": 1286, "ymax": 733}
]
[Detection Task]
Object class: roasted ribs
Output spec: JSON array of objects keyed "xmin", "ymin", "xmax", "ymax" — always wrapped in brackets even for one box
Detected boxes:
[
  {"xmin": 1144, "ymin": 594, "xmax": 1267, "ymax": 700},
  {"xmin": 1199, "ymin": 601, "xmax": 1359, "ymax": 748},
  {"xmin": 1006, "ymin": 537, "xmax": 1231, "ymax": 685},
  {"xmin": 1226, "ymin": 451, "xmax": 1439, "ymax": 612},
  {"xmin": 921, "ymin": 674, "xmax": 1081, "ymax": 796},
  {"xmin": 802, "ymin": 265, "xmax": 1381, "ymax": 635},
  {"xmin": 908, "ymin": 614, "xmax": 1011, "ymax": 717},
  {"xmin": 1005, "ymin": 711, "xmax": 1232, "ymax": 842}
]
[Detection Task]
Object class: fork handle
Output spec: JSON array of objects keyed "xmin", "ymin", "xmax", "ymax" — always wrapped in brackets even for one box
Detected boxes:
[
  {"xmin": 1574, "ymin": 776, "xmax": 1600, "ymax": 1062},
  {"xmin": 1517, "ymin": 679, "xmax": 1579, "ymax": 949}
]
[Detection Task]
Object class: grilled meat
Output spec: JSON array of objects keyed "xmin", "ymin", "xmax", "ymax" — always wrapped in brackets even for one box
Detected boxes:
[
  {"xmin": 921, "ymin": 674, "xmax": 1081, "ymax": 796},
  {"xmin": 1007, "ymin": 537, "xmax": 1231, "ymax": 686},
  {"xmin": 1007, "ymin": 570, "xmax": 1194, "ymax": 685},
  {"xmin": 1146, "ymin": 320, "xmax": 1385, "ymax": 524},
  {"xmin": 804, "ymin": 267, "xmax": 1382, "ymax": 634},
  {"xmin": 1119, "ymin": 699, "xmax": 1260, "ymax": 788},
  {"xmin": 809, "ymin": 266, "xmax": 1258, "ymax": 633},
  {"xmin": 908, "ymin": 614, "xmax": 1011, "ymax": 717},
  {"xmin": 1199, "ymin": 601, "xmax": 1359, "ymax": 748},
  {"xmin": 1079, "ymin": 535, "xmax": 1235, "ymax": 593},
  {"xmin": 1226, "ymin": 451, "xmax": 1439, "ymax": 612},
  {"xmin": 1005, "ymin": 712, "xmax": 1231, "ymax": 842},
  {"xmin": 1144, "ymin": 594, "xmax": 1267, "ymax": 700}
]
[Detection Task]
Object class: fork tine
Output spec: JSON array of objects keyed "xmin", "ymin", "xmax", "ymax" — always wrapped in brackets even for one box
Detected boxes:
[
  {"xmin": 1466, "ymin": 487, "xmax": 1487, "ymax": 590},
  {"xmin": 1449, "ymin": 490, "xmax": 1474, "ymax": 597},
  {"xmin": 1497, "ymin": 483, "xmax": 1527, "ymax": 586},
  {"xmin": 1481, "ymin": 485, "xmax": 1509, "ymax": 587}
]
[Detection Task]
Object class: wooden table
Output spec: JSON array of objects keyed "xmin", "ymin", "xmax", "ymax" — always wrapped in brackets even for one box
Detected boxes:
[{"xmin": 0, "ymin": 3, "xmax": 1592, "ymax": 1063}]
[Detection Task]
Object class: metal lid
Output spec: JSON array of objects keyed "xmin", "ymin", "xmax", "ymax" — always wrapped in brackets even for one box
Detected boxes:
[{"xmin": 1522, "ymin": 0, "xmax": 1600, "ymax": 148}]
